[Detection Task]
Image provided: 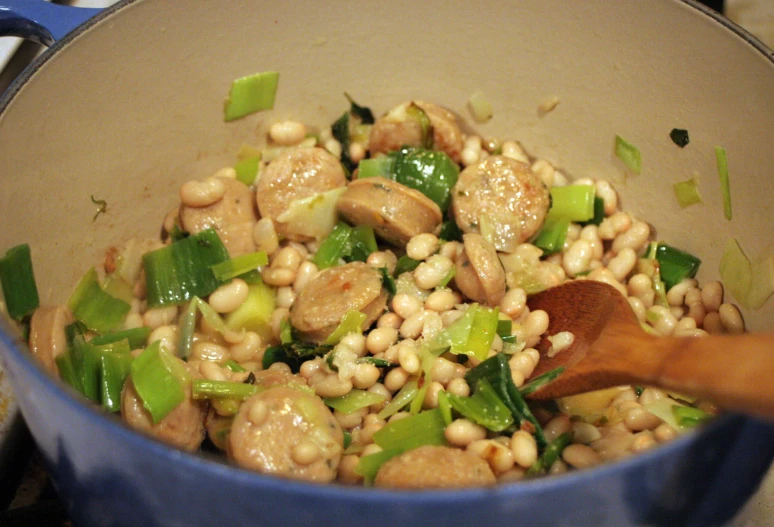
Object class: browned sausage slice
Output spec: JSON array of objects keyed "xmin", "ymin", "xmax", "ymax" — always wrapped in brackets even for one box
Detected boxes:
[
  {"xmin": 28, "ymin": 305, "xmax": 73, "ymax": 375},
  {"xmin": 374, "ymin": 445, "xmax": 496, "ymax": 488},
  {"xmin": 455, "ymin": 233, "xmax": 507, "ymax": 306},
  {"xmin": 337, "ymin": 177, "xmax": 442, "ymax": 247},
  {"xmin": 179, "ymin": 177, "xmax": 258, "ymax": 257},
  {"xmin": 452, "ymin": 156, "xmax": 550, "ymax": 252},
  {"xmin": 290, "ymin": 261, "xmax": 387, "ymax": 343},
  {"xmin": 256, "ymin": 147, "xmax": 347, "ymax": 241},
  {"xmin": 121, "ymin": 360, "xmax": 208, "ymax": 452},
  {"xmin": 227, "ymin": 386, "xmax": 344, "ymax": 482},
  {"xmin": 369, "ymin": 101, "xmax": 464, "ymax": 163}
]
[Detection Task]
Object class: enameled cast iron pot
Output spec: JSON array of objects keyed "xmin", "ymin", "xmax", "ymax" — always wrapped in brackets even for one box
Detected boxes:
[{"xmin": 0, "ymin": 1, "xmax": 773, "ymax": 525}]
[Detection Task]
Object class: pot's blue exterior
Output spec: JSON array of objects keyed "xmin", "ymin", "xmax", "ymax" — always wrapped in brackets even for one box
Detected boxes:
[
  {"xmin": 3, "ymin": 322, "xmax": 774, "ymax": 527},
  {"xmin": 0, "ymin": 1, "xmax": 773, "ymax": 526}
]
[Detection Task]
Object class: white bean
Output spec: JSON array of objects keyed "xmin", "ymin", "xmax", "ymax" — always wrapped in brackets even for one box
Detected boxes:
[
  {"xmin": 179, "ymin": 177, "xmax": 226, "ymax": 208},
  {"xmin": 208, "ymin": 278, "xmax": 249, "ymax": 313},
  {"xmin": 269, "ymin": 120, "xmax": 307, "ymax": 146}
]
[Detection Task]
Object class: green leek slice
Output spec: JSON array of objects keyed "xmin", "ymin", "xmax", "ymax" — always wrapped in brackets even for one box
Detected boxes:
[
  {"xmin": 715, "ymin": 146, "xmax": 732, "ymax": 220},
  {"xmin": 324, "ymin": 389, "xmax": 386, "ymax": 414},
  {"xmin": 223, "ymin": 71, "xmax": 279, "ymax": 122},
  {"xmin": 615, "ymin": 135, "xmax": 642, "ymax": 174},
  {"xmin": 0, "ymin": 243, "xmax": 40, "ymax": 321},
  {"xmin": 68, "ymin": 267, "xmax": 130, "ymax": 332},
  {"xmin": 130, "ymin": 341, "xmax": 188, "ymax": 423},
  {"xmin": 673, "ymin": 178, "xmax": 703, "ymax": 208}
]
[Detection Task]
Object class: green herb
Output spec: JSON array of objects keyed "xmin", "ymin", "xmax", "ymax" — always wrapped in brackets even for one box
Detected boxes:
[
  {"xmin": 224, "ymin": 71, "xmax": 279, "ymax": 122},
  {"xmin": 673, "ymin": 178, "xmax": 703, "ymax": 208},
  {"xmin": 68, "ymin": 267, "xmax": 130, "ymax": 332},
  {"xmin": 90, "ymin": 195, "xmax": 107, "ymax": 222},
  {"xmin": 670, "ymin": 128, "xmax": 690, "ymax": 148},
  {"xmin": 262, "ymin": 342, "xmax": 333, "ymax": 372},
  {"xmin": 438, "ymin": 220, "xmax": 463, "ymax": 242},
  {"xmin": 715, "ymin": 146, "xmax": 732, "ymax": 220},
  {"xmin": 615, "ymin": 135, "xmax": 642, "ymax": 174},
  {"xmin": 332, "ymin": 93, "xmax": 375, "ymax": 173},
  {"xmin": 143, "ymin": 228, "xmax": 230, "ymax": 307},
  {"xmin": 378, "ymin": 267, "xmax": 397, "ymax": 295},
  {"xmin": 0, "ymin": 243, "xmax": 40, "ymax": 321},
  {"xmin": 394, "ymin": 255, "xmax": 421, "ymax": 276}
]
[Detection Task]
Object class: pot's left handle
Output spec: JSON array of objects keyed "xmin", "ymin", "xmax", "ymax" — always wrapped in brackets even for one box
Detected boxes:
[{"xmin": 0, "ymin": 0, "xmax": 103, "ymax": 46}]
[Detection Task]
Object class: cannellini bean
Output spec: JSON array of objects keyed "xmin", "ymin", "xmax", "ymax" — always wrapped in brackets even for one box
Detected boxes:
[
  {"xmin": 510, "ymin": 431, "xmax": 538, "ymax": 468},
  {"xmin": 461, "ymin": 136, "xmax": 483, "ymax": 166},
  {"xmin": 445, "ymin": 419, "xmax": 487, "ymax": 447},
  {"xmin": 406, "ymin": 233, "xmax": 439, "ymax": 261},
  {"xmin": 701, "ymin": 281, "xmax": 724, "ymax": 312},
  {"xmin": 608, "ymin": 248, "xmax": 637, "ymax": 282},
  {"xmin": 269, "ymin": 120, "xmax": 307, "ymax": 146},
  {"xmin": 562, "ymin": 444, "xmax": 601, "ymax": 469},
  {"xmin": 179, "ymin": 176, "xmax": 226, "ymax": 208},
  {"xmin": 612, "ymin": 220, "xmax": 650, "ymax": 254},
  {"xmin": 562, "ymin": 239, "xmax": 593, "ymax": 277},
  {"xmin": 595, "ymin": 179, "xmax": 618, "ymax": 215},
  {"xmin": 208, "ymin": 278, "xmax": 249, "ymax": 313},
  {"xmin": 253, "ymin": 218, "xmax": 280, "ymax": 255},
  {"xmin": 719, "ymin": 303, "xmax": 745, "ymax": 333}
]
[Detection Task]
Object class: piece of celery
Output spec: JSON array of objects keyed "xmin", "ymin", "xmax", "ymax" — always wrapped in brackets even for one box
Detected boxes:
[
  {"xmin": 68, "ymin": 267, "xmax": 130, "ymax": 333},
  {"xmin": 143, "ymin": 228, "xmax": 230, "ymax": 308},
  {"xmin": 0, "ymin": 243, "xmax": 39, "ymax": 321},
  {"xmin": 223, "ymin": 71, "xmax": 279, "ymax": 122}
]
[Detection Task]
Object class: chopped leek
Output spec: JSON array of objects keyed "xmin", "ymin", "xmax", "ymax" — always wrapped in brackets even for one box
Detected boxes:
[
  {"xmin": 466, "ymin": 354, "xmax": 547, "ymax": 447},
  {"xmin": 715, "ymin": 146, "xmax": 732, "ymax": 220},
  {"xmin": 719, "ymin": 238, "xmax": 774, "ymax": 310},
  {"xmin": 378, "ymin": 267, "xmax": 397, "ymax": 295},
  {"xmin": 614, "ymin": 135, "xmax": 642, "ymax": 174},
  {"xmin": 225, "ymin": 360, "xmax": 246, "ymax": 373},
  {"xmin": 373, "ymin": 408, "xmax": 447, "ymax": 451},
  {"xmin": 0, "ymin": 243, "xmax": 39, "ymax": 321},
  {"xmin": 357, "ymin": 156, "xmax": 394, "ymax": 179},
  {"xmin": 673, "ymin": 405, "xmax": 711, "ymax": 427},
  {"xmin": 324, "ymin": 310, "xmax": 367, "ymax": 345},
  {"xmin": 580, "ymin": 197, "xmax": 606, "ymax": 226},
  {"xmin": 496, "ymin": 319, "xmax": 512, "ymax": 338},
  {"xmin": 68, "ymin": 267, "xmax": 130, "ymax": 332},
  {"xmin": 377, "ymin": 380, "xmax": 419, "ymax": 420},
  {"xmin": 279, "ymin": 317, "xmax": 294, "ymax": 345},
  {"xmin": 224, "ymin": 281, "xmax": 276, "ymax": 341},
  {"xmin": 223, "ymin": 71, "xmax": 279, "ymax": 122},
  {"xmin": 532, "ymin": 217, "xmax": 570, "ymax": 256},
  {"xmin": 547, "ymin": 185, "xmax": 596, "ymax": 222},
  {"xmin": 234, "ymin": 156, "xmax": 260, "ymax": 186},
  {"xmin": 261, "ymin": 342, "xmax": 333, "ymax": 372},
  {"xmin": 673, "ymin": 178, "xmax": 703, "ymax": 208},
  {"xmin": 468, "ymin": 90, "xmax": 493, "ymax": 123},
  {"xmin": 192, "ymin": 379, "xmax": 258, "ymax": 400},
  {"xmin": 670, "ymin": 128, "xmax": 690, "ymax": 148},
  {"xmin": 527, "ymin": 431, "xmax": 573, "ymax": 476},
  {"xmin": 143, "ymin": 228, "xmax": 230, "ymax": 308},
  {"xmin": 313, "ymin": 221, "xmax": 352, "ymax": 269},
  {"xmin": 332, "ymin": 93, "xmax": 375, "ymax": 173},
  {"xmin": 390, "ymin": 147, "xmax": 460, "ymax": 211},
  {"xmin": 100, "ymin": 350, "xmax": 134, "ymax": 412},
  {"xmin": 90, "ymin": 327, "xmax": 151, "ymax": 350},
  {"xmin": 130, "ymin": 341, "xmax": 188, "ymax": 423},
  {"xmin": 324, "ymin": 389, "xmax": 386, "ymax": 413},
  {"xmin": 446, "ymin": 379, "xmax": 514, "ymax": 432},
  {"xmin": 519, "ymin": 367, "xmax": 565, "ymax": 397},
  {"xmin": 211, "ymin": 251, "xmax": 268, "ymax": 282},
  {"xmin": 654, "ymin": 243, "xmax": 701, "ymax": 290},
  {"xmin": 276, "ymin": 187, "xmax": 348, "ymax": 241},
  {"xmin": 70, "ymin": 334, "xmax": 103, "ymax": 402},
  {"xmin": 434, "ymin": 304, "xmax": 498, "ymax": 361},
  {"xmin": 348, "ymin": 226, "xmax": 378, "ymax": 263},
  {"xmin": 437, "ymin": 390, "xmax": 453, "ymax": 425},
  {"xmin": 355, "ymin": 448, "xmax": 403, "ymax": 486},
  {"xmin": 439, "ymin": 220, "xmax": 463, "ymax": 242},
  {"xmin": 406, "ymin": 103, "xmax": 434, "ymax": 149}
]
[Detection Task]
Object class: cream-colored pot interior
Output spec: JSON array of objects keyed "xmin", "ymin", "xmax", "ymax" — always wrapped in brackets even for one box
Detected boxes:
[{"xmin": 1, "ymin": 0, "xmax": 773, "ymax": 331}]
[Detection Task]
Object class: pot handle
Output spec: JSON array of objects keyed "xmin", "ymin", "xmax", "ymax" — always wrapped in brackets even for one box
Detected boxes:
[{"xmin": 0, "ymin": 0, "xmax": 103, "ymax": 46}]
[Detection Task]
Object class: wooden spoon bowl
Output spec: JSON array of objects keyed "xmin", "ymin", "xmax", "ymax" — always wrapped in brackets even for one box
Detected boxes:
[{"xmin": 525, "ymin": 280, "xmax": 774, "ymax": 421}]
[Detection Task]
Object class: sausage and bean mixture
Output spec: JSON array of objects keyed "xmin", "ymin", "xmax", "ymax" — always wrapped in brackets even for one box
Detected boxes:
[{"xmin": 24, "ymin": 99, "xmax": 742, "ymax": 487}]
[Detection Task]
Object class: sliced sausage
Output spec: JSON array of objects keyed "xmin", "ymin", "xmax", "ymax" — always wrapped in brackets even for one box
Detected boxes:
[
  {"xmin": 374, "ymin": 445, "xmax": 496, "ymax": 489},
  {"xmin": 205, "ymin": 408, "xmax": 233, "ymax": 451},
  {"xmin": 256, "ymin": 147, "xmax": 348, "ymax": 241},
  {"xmin": 369, "ymin": 101, "xmax": 464, "ymax": 163},
  {"xmin": 290, "ymin": 261, "xmax": 387, "ymax": 343},
  {"xmin": 28, "ymin": 305, "xmax": 73, "ymax": 376},
  {"xmin": 455, "ymin": 233, "xmax": 506, "ymax": 306},
  {"xmin": 179, "ymin": 177, "xmax": 258, "ymax": 257},
  {"xmin": 337, "ymin": 177, "xmax": 442, "ymax": 247},
  {"xmin": 452, "ymin": 155, "xmax": 550, "ymax": 252},
  {"xmin": 121, "ymin": 360, "xmax": 208, "ymax": 452},
  {"xmin": 228, "ymin": 386, "xmax": 344, "ymax": 482}
]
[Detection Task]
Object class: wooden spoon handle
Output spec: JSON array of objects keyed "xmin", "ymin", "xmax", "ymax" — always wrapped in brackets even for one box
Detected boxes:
[{"xmin": 645, "ymin": 333, "xmax": 774, "ymax": 420}]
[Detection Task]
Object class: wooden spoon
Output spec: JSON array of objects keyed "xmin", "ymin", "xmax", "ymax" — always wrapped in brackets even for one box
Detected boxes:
[{"xmin": 524, "ymin": 280, "xmax": 774, "ymax": 420}]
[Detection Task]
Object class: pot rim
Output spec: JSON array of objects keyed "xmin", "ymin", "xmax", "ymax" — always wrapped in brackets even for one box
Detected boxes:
[{"xmin": 0, "ymin": 0, "xmax": 772, "ymax": 503}]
